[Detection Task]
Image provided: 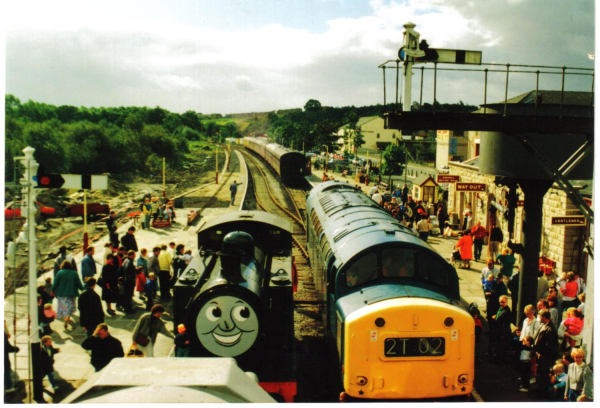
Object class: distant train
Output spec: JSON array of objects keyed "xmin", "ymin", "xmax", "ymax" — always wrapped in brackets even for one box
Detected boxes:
[
  {"xmin": 305, "ymin": 181, "xmax": 474, "ymax": 401},
  {"xmin": 242, "ymin": 137, "xmax": 307, "ymax": 183},
  {"xmin": 173, "ymin": 211, "xmax": 296, "ymax": 402}
]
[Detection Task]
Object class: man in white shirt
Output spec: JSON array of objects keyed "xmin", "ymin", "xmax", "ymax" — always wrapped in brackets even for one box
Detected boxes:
[
  {"xmin": 371, "ymin": 191, "xmax": 383, "ymax": 206},
  {"xmin": 481, "ymin": 258, "xmax": 501, "ymax": 293}
]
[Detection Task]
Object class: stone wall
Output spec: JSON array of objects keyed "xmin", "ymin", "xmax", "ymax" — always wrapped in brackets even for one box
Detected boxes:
[{"xmin": 448, "ymin": 163, "xmax": 587, "ymax": 275}]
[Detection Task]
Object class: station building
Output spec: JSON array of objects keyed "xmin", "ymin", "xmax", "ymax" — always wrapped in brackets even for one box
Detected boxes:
[{"xmin": 444, "ymin": 90, "xmax": 593, "ymax": 276}]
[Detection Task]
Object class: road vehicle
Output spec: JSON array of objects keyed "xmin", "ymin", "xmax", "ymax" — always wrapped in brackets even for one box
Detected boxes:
[{"xmin": 4, "ymin": 201, "xmax": 56, "ymax": 219}]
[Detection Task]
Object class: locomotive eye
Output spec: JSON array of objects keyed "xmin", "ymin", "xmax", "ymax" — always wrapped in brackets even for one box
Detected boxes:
[
  {"xmin": 444, "ymin": 317, "xmax": 454, "ymax": 327},
  {"xmin": 375, "ymin": 318, "xmax": 386, "ymax": 328},
  {"xmin": 207, "ymin": 306, "xmax": 222, "ymax": 321},
  {"xmin": 233, "ymin": 306, "xmax": 251, "ymax": 321}
]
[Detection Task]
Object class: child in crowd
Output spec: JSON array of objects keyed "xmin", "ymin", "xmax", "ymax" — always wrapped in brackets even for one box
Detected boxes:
[
  {"xmin": 40, "ymin": 304, "xmax": 56, "ymax": 336},
  {"xmin": 175, "ymin": 324, "xmax": 191, "ymax": 357},
  {"xmin": 144, "ymin": 273, "xmax": 158, "ymax": 311},
  {"xmin": 116, "ymin": 277, "xmax": 125, "ymax": 311},
  {"xmin": 41, "ymin": 336, "xmax": 60, "ymax": 390},
  {"xmin": 577, "ymin": 292, "xmax": 585, "ymax": 315},
  {"xmin": 563, "ymin": 308, "xmax": 584, "ymax": 348},
  {"xmin": 135, "ymin": 267, "xmax": 147, "ymax": 301},
  {"xmin": 44, "ymin": 277, "xmax": 54, "ymax": 301},
  {"xmin": 469, "ymin": 305, "xmax": 483, "ymax": 363},
  {"xmin": 484, "ymin": 274, "xmax": 496, "ymax": 297},
  {"xmin": 182, "ymin": 250, "xmax": 193, "ymax": 264},
  {"xmin": 548, "ymin": 363, "xmax": 567, "ymax": 399},
  {"xmin": 519, "ymin": 336, "xmax": 535, "ymax": 392}
]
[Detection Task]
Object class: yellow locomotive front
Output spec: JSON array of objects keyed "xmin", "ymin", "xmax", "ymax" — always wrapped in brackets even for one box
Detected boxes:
[{"xmin": 341, "ymin": 297, "xmax": 474, "ymax": 400}]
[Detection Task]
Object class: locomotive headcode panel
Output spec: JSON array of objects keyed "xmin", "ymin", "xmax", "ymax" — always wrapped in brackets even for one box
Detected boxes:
[{"xmin": 305, "ymin": 181, "xmax": 475, "ymax": 401}]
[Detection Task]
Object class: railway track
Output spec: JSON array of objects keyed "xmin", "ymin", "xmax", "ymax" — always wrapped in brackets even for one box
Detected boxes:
[{"xmin": 239, "ymin": 149, "xmax": 319, "ymax": 306}]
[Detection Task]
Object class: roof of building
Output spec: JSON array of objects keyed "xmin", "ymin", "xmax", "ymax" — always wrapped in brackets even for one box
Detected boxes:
[
  {"xmin": 339, "ymin": 116, "xmax": 380, "ymax": 130},
  {"xmin": 413, "ymin": 174, "xmax": 438, "ymax": 187},
  {"xmin": 486, "ymin": 90, "xmax": 593, "ymax": 106}
]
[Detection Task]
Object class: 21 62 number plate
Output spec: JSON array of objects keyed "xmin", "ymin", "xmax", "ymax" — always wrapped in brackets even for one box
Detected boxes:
[{"xmin": 384, "ymin": 337, "xmax": 445, "ymax": 357}]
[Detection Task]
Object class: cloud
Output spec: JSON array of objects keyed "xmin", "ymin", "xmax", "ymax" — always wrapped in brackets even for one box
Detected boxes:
[
  {"xmin": 4, "ymin": 0, "xmax": 594, "ymax": 114},
  {"xmin": 235, "ymin": 76, "xmax": 254, "ymax": 92}
]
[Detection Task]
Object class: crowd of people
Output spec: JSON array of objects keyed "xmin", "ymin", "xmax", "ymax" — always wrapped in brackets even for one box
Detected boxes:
[
  {"xmin": 360, "ymin": 182, "xmax": 448, "ymax": 244},
  {"xmin": 14, "ymin": 207, "xmax": 197, "ymax": 397},
  {"xmin": 469, "ymin": 248, "xmax": 591, "ymax": 401}
]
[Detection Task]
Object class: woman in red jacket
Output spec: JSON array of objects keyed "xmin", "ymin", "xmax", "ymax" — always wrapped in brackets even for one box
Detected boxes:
[
  {"xmin": 560, "ymin": 272, "xmax": 579, "ymax": 312},
  {"xmin": 455, "ymin": 230, "xmax": 473, "ymax": 269}
]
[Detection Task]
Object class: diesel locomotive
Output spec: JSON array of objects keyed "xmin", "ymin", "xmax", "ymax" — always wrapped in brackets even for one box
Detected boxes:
[
  {"xmin": 173, "ymin": 211, "xmax": 296, "ymax": 402},
  {"xmin": 306, "ymin": 181, "xmax": 475, "ymax": 401},
  {"xmin": 243, "ymin": 137, "xmax": 307, "ymax": 183}
]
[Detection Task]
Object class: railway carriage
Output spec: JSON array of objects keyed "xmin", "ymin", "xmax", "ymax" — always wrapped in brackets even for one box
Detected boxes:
[
  {"xmin": 306, "ymin": 181, "xmax": 474, "ymax": 401},
  {"xmin": 243, "ymin": 137, "xmax": 306, "ymax": 183},
  {"xmin": 173, "ymin": 211, "xmax": 296, "ymax": 402}
]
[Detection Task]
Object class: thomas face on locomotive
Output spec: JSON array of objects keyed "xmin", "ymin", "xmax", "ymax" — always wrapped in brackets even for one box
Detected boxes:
[{"xmin": 196, "ymin": 295, "xmax": 259, "ymax": 357}]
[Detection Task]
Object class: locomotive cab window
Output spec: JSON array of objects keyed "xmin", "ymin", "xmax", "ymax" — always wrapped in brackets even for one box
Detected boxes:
[
  {"xmin": 382, "ymin": 248, "xmax": 415, "ymax": 278},
  {"xmin": 346, "ymin": 253, "xmax": 378, "ymax": 287},
  {"xmin": 417, "ymin": 253, "xmax": 449, "ymax": 286}
]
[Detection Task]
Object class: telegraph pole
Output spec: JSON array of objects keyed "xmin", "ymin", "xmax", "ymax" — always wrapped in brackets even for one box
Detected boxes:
[{"xmin": 17, "ymin": 147, "xmax": 45, "ymax": 402}]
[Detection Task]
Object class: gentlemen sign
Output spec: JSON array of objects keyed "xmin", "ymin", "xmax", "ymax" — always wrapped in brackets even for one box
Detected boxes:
[
  {"xmin": 438, "ymin": 175, "xmax": 459, "ymax": 183},
  {"xmin": 456, "ymin": 182, "xmax": 486, "ymax": 192},
  {"xmin": 551, "ymin": 216, "xmax": 586, "ymax": 226}
]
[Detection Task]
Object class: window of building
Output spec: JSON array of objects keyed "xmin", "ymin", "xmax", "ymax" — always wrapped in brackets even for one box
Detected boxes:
[
  {"xmin": 377, "ymin": 133, "xmax": 380, "ymax": 138},
  {"xmin": 392, "ymin": 133, "xmax": 396, "ymax": 139},
  {"xmin": 423, "ymin": 186, "xmax": 435, "ymax": 203}
]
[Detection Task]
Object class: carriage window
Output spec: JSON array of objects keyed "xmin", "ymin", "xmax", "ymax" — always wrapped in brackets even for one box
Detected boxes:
[
  {"xmin": 418, "ymin": 253, "xmax": 449, "ymax": 286},
  {"xmin": 346, "ymin": 253, "xmax": 378, "ymax": 288},
  {"xmin": 382, "ymin": 248, "xmax": 415, "ymax": 278}
]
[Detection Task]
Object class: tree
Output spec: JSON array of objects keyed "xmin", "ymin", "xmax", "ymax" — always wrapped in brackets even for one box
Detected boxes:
[
  {"xmin": 304, "ymin": 99, "xmax": 322, "ymax": 112},
  {"xmin": 23, "ymin": 120, "xmax": 66, "ymax": 173},
  {"xmin": 181, "ymin": 110, "xmax": 202, "ymax": 132},
  {"xmin": 381, "ymin": 144, "xmax": 406, "ymax": 176}
]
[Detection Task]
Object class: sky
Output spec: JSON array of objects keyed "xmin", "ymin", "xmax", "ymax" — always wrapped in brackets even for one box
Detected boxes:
[{"xmin": 2, "ymin": 0, "xmax": 596, "ymax": 115}]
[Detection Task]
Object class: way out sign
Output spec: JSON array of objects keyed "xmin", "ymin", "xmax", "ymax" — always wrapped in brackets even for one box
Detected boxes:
[
  {"xmin": 456, "ymin": 182, "xmax": 486, "ymax": 192},
  {"xmin": 551, "ymin": 216, "xmax": 587, "ymax": 226}
]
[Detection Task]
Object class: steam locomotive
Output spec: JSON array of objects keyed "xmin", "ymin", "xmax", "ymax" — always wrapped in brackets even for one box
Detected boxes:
[{"xmin": 173, "ymin": 211, "xmax": 296, "ymax": 402}]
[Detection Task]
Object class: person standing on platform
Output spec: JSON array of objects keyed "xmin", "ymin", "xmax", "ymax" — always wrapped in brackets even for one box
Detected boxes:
[
  {"xmin": 533, "ymin": 310, "xmax": 558, "ymax": 394},
  {"xmin": 120, "ymin": 250, "xmax": 138, "ymax": 313},
  {"xmin": 141, "ymin": 198, "xmax": 152, "ymax": 230},
  {"xmin": 78, "ymin": 278, "xmax": 105, "ymax": 336},
  {"xmin": 131, "ymin": 304, "xmax": 175, "ymax": 357},
  {"xmin": 230, "ymin": 180, "xmax": 242, "ymax": 205},
  {"xmin": 471, "ymin": 222, "xmax": 487, "ymax": 262},
  {"xmin": 497, "ymin": 247, "xmax": 516, "ymax": 280},
  {"xmin": 81, "ymin": 246, "xmax": 97, "ymax": 280},
  {"xmin": 81, "ymin": 324, "xmax": 124, "ymax": 372},
  {"xmin": 120, "ymin": 227, "xmax": 138, "ymax": 253},
  {"xmin": 564, "ymin": 348, "xmax": 593, "ymax": 401},
  {"xmin": 101, "ymin": 255, "xmax": 118, "ymax": 316},
  {"xmin": 52, "ymin": 260, "xmax": 84, "ymax": 330},
  {"xmin": 40, "ymin": 336, "xmax": 60, "ymax": 391},
  {"xmin": 455, "ymin": 230, "xmax": 473, "ymax": 269},
  {"xmin": 489, "ymin": 225, "xmax": 504, "ymax": 261},
  {"xmin": 401, "ymin": 184, "xmax": 409, "ymax": 205},
  {"xmin": 158, "ymin": 244, "xmax": 173, "ymax": 300},
  {"xmin": 106, "ymin": 211, "xmax": 119, "ymax": 247},
  {"xmin": 416, "ymin": 214, "xmax": 432, "ymax": 242},
  {"xmin": 53, "ymin": 246, "xmax": 76, "ymax": 278}
]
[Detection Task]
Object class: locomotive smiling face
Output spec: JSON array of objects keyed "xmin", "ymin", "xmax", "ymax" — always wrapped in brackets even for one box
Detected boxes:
[{"xmin": 196, "ymin": 295, "xmax": 259, "ymax": 357}]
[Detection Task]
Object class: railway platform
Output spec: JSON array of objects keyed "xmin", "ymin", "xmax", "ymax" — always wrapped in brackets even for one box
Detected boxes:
[
  {"xmin": 4, "ymin": 150, "xmax": 249, "ymax": 403},
  {"xmin": 306, "ymin": 168, "xmax": 554, "ymax": 403}
]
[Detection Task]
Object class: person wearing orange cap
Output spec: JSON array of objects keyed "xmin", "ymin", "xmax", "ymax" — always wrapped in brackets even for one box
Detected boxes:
[{"xmin": 174, "ymin": 324, "xmax": 191, "ymax": 357}]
